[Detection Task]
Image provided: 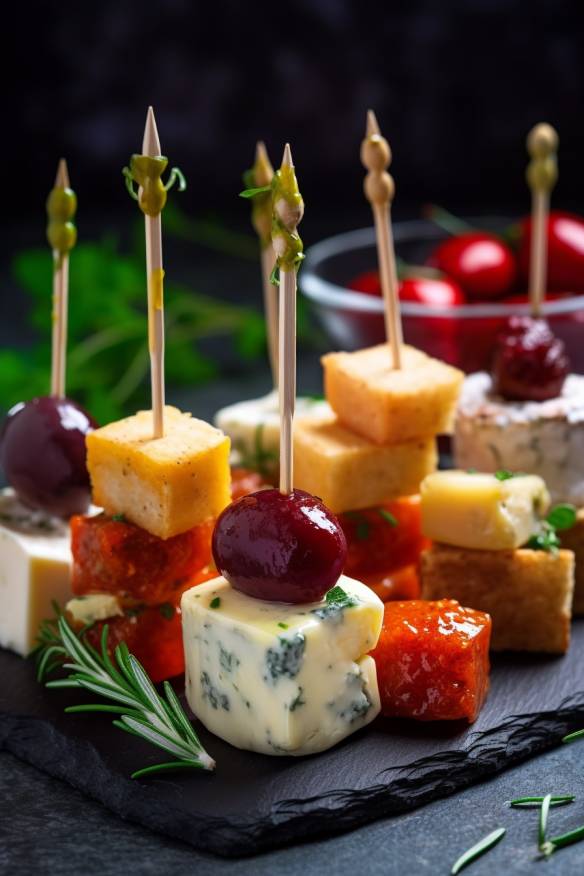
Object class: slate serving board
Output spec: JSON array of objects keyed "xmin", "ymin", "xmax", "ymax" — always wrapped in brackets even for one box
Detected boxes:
[{"xmin": 2, "ymin": 625, "xmax": 584, "ymax": 858}]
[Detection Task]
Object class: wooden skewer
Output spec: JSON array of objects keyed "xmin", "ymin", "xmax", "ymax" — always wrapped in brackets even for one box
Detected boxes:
[
  {"xmin": 251, "ymin": 141, "xmax": 278, "ymax": 387},
  {"xmin": 361, "ymin": 109, "xmax": 403, "ymax": 368},
  {"xmin": 50, "ymin": 159, "xmax": 72, "ymax": 398},
  {"xmin": 272, "ymin": 143, "xmax": 304, "ymax": 495},
  {"xmin": 142, "ymin": 106, "xmax": 166, "ymax": 438},
  {"xmin": 526, "ymin": 123, "xmax": 558, "ymax": 318}
]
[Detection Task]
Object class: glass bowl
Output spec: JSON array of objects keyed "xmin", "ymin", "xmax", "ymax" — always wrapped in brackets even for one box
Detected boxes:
[{"xmin": 300, "ymin": 219, "xmax": 584, "ymax": 373}]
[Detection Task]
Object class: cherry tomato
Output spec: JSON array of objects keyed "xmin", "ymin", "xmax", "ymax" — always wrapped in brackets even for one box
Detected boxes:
[
  {"xmin": 340, "ymin": 496, "xmax": 427, "ymax": 578},
  {"xmin": 518, "ymin": 210, "xmax": 584, "ymax": 292},
  {"xmin": 428, "ymin": 232, "xmax": 517, "ymax": 300}
]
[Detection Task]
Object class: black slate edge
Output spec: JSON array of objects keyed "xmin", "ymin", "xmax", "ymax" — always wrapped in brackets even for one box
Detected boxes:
[{"xmin": 2, "ymin": 694, "xmax": 583, "ymax": 858}]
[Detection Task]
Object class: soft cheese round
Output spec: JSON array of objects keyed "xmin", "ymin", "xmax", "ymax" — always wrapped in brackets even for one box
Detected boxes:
[{"xmin": 454, "ymin": 372, "xmax": 584, "ymax": 505}]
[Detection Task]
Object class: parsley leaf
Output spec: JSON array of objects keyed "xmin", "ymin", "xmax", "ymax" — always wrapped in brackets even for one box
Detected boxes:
[
  {"xmin": 210, "ymin": 597, "xmax": 221, "ymax": 610},
  {"xmin": 494, "ymin": 469, "xmax": 516, "ymax": 481},
  {"xmin": 547, "ymin": 504, "xmax": 577, "ymax": 532}
]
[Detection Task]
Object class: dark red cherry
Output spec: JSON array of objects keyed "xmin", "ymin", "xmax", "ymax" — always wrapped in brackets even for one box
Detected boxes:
[
  {"xmin": 0, "ymin": 396, "xmax": 97, "ymax": 518},
  {"xmin": 492, "ymin": 316, "xmax": 570, "ymax": 402},
  {"xmin": 212, "ymin": 488, "xmax": 347, "ymax": 603}
]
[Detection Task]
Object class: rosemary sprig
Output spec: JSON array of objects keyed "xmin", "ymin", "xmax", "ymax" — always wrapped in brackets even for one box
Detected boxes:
[
  {"xmin": 37, "ymin": 614, "xmax": 215, "ymax": 778},
  {"xmin": 450, "ymin": 828, "xmax": 506, "ymax": 875},
  {"xmin": 509, "ymin": 795, "xmax": 574, "ymax": 808}
]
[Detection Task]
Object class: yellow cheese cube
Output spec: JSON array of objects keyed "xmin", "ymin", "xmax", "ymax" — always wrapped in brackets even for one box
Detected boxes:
[
  {"xmin": 323, "ymin": 344, "xmax": 464, "ymax": 445},
  {"xmin": 293, "ymin": 412, "xmax": 437, "ymax": 513},
  {"xmin": 87, "ymin": 406, "xmax": 230, "ymax": 539},
  {"xmin": 421, "ymin": 470, "xmax": 550, "ymax": 550},
  {"xmin": 420, "ymin": 544, "xmax": 574, "ymax": 653}
]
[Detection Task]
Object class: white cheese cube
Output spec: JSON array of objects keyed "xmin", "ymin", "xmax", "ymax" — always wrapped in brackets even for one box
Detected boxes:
[
  {"xmin": 181, "ymin": 575, "xmax": 383, "ymax": 756},
  {"xmin": 0, "ymin": 489, "xmax": 72, "ymax": 655},
  {"xmin": 214, "ymin": 390, "xmax": 331, "ymax": 470}
]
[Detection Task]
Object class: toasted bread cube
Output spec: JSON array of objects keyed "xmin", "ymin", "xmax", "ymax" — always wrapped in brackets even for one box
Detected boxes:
[
  {"xmin": 420, "ymin": 544, "xmax": 574, "ymax": 653},
  {"xmin": 293, "ymin": 412, "xmax": 437, "ymax": 514},
  {"xmin": 86, "ymin": 407, "xmax": 230, "ymax": 539},
  {"xmin": 323, "ymin": 344, "xmax": 464, "ymax": 445},
  {"xmin": 421, "ymin": 470, "xmax": 550, "ymax": 551},
  {"xmin": 371, "ymin": 599, "xmax": 491, "ymax": 722},
  {"xmin": 557, "ymin": 508, "xmax": 584, "ymax": 615}
]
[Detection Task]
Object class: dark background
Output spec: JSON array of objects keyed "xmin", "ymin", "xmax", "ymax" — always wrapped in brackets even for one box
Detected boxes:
[{"xmin": 8, "ymin": 0, "xmax": 584, "ymax": 226}]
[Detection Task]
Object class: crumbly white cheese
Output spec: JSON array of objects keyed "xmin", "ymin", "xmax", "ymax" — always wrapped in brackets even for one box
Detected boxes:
[
  {"xmin": 181, "ymin": 575, "xmax": 383, "ymax": 756},
  {"xmin": 214, "ymin": 390, "xmax": 331, "ymax": 468},
  {"xmin": 454, "ymin": 372, "xmax": 584, "ymax": 505},
  {"xmin": 0, "ymin": 488, "xmax": 72, "ymax": 655},
  {"xmin": 66, "ymin": 593, "xmax": 123, "ymax": 626}
]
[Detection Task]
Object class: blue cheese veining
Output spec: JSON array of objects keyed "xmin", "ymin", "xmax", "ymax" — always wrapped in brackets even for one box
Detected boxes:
[{"xmin": 181, "ymin": 575, "xmax": 383, "ymax": 755}]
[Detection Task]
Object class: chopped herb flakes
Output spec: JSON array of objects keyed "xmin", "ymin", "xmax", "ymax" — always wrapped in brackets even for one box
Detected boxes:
[
  {"xmin": 494, "ymin": 469, "xmax": 517, "ymax": 481},
  {"xmin": 111, "ymin": 513, "xmax": 126, "ymax": 523},
  {"xmin": 528, "ymin": 503, "xmax": 577, "ymax": 553},
  {"xmin": 277, "ymin": 622, "xmax": 289, "ymax": 630},
  {"xmin": 210, "ymin": 597, "xmax": 221, "ymax": 610},
  {"xmin": 378, "ymin": 508, "xmax": 398, "ymax": 526}
]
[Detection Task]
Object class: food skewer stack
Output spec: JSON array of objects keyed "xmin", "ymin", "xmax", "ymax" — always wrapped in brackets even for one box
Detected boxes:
[
  {"xmin": 213, "ymin": 143, "xmax": 329, "ymax": 484},
  {"xmin": 64, "ymin": 108, "xmax": 232, "ymax": 681},
  {"xmin": 0, "ymin": 163, "xmax": 96, "ymax": 656},
  {"xmin": 294, "ymin": 112, "xmax": 464, "ymax": 600},
  {"xmin": 453, "ymin": 122, "xmax": 584, "ymax": 616}
]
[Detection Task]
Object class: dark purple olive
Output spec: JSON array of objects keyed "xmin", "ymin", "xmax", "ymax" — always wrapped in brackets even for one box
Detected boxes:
[
  {"xmin": 0, "ymin": 396, "xmax": 97, "ymax": 518},
  {"xmin": 212, "ymin": 488, "xmax": 347, "ymax": 603}
]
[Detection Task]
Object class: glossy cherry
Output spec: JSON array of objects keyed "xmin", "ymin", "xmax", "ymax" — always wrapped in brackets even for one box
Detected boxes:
[
  {"xmin": 428, "ymin": 232, "xmax": 517, "ymax": 300},
  {"xmin": 349, "ymin": 271, "xmax": 466, "ymax": 307},
  {"xmin": 212, "ymin": 488, "xmax": 347, "ymax": 603},
  {"xmin": 518, "ymin": 210, "xmax": 584, "ymax": 292},
  {"xmin": 492, "ymin": 316, "xmax": 570, "ymax": 402},
  {"xmin": 0, "ymin": 396, "xmax": 97, "ymax": 517}
]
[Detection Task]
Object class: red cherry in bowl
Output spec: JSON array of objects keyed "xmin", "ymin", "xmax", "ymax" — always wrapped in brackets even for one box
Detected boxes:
[
  {"xmin": 212, "ymin": 488, "xmax": 347, "ymax": 603},
  {"xmin": 399, "ymin": 276, "xmax": 466, "ymax": 307},
  {"xmin": 0, "ymin": 396, "xmax": 97, "ymax": 518},
  {"xmin": 492, "ymin": 316, "xmax": 570, "ymax": 402},
  {"xmin": 429, "ymin": 232, "xmax": 517, "ymax": 300}
]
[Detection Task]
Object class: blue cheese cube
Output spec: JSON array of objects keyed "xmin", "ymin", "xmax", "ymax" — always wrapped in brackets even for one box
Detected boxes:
[{"xmin": 181, "ymin": 575, "xmax": 383, "ymax": 756}]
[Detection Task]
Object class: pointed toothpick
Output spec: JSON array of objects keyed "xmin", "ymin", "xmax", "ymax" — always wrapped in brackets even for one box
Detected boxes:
[
  {"xmin": 142, "ymin": 106, "xmax": 165, "ymax": 438},
  {"xmin": 47, "ymin": 158, "xmax": 77, "ymax": 398},
  {"xmin": 249, "ymin": 141, "xmax": 278, "ymax": 387},
  {"xmin": 361, "ymin": 110, "xmax": 402, "ymax": 368},
  {"xmin": 271, "ymin": 143, "xmax": 304, "ymax": 495},
  {"xmin": 526, "ymin": 123, "xmax": 558, "ymax": 317}
]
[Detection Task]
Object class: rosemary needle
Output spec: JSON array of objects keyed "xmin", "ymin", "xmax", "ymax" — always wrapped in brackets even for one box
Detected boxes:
[
  {"xmin": 562, "ymin": 728, "xmax": 584, "ymax": 744},
  {"xmin": 541, "ymin": 824, "xmax": 584, "ymax": 858},
  {"xmin": 538, "ymin": 794, "xmax": 552, "ymax": 849},
  {"xmin": 450, "ymin": 828, "xmax": 506, "ymax": 875},
  {"xmin": 509, "ymin": 795, "xmax": 574, "ymax": 808}
]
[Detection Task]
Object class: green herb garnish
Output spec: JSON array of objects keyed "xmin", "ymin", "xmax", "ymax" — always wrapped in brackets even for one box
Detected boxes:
[
  {"xmin": 450, "ymin": 828, "xmax": 506, "ymax": 874},
  {"xmin": 35, "ymin": 614, "xmax": 215, "ymax": 778},
  {"xmin": 278, "ymin": 622, "xmax": 289, "ymax": 630},
  {"xmin": 539, "ymin": 794, "xmax": 552, "ymax": 849},
  {"xmin": 527, "ymin": 503, "xmax": 577, "ymax": 554},
  {"xmin": 239, "ymin": 184, "xmax": 272, "ymax": 198},
  {"xmin": 494, "ymin": 470, "xmax": 516, "ymax": 481},
  {"xmin": 111, "ymin": 513, "xmax": 126, "ymax": 523},
  {"xmin": 344, "ymin": 511, "xmax": 370, "ymax": 540},
  {"xmin": 510, "ymin": 795, "xmax": 574, "ymax": 808},
  {"xmin": 563, "ymin": 729, "xmax": 584, "ymax": 744},
  {"xmin": 378, "ymin": 508, "xmax": 398, "ymax": 527},
  {"xmin": 210, "ymin": 597, "xmax": 221, "ymax": 610},
  {"xmin": 547, "ymin": 504, "xmax": 577, "ymax": 531},
  {"xmin": 541, "ymin": 824, "xmax": 584, "ymax": 858}
]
